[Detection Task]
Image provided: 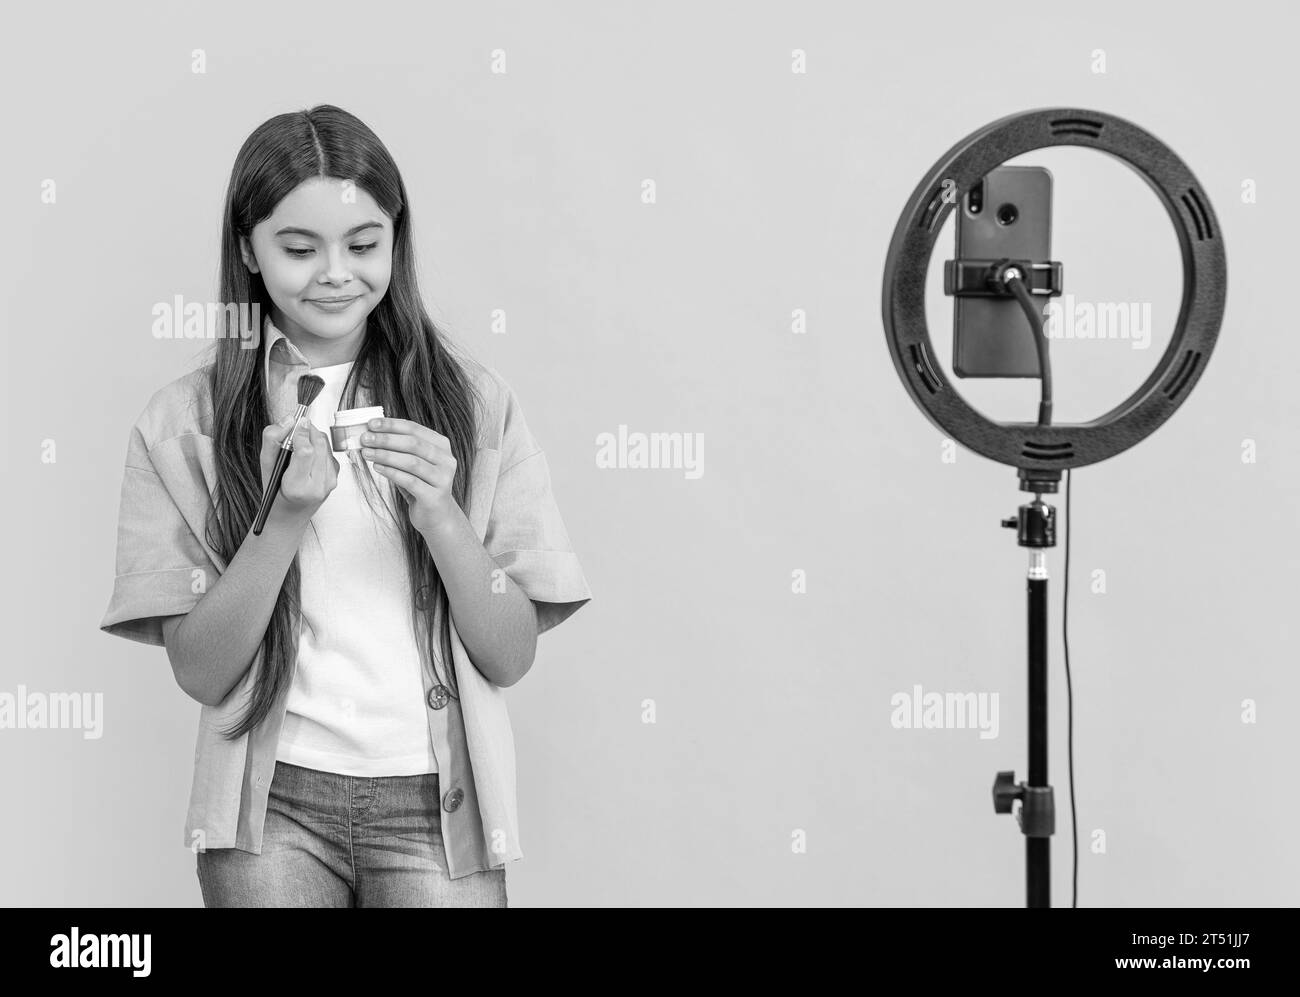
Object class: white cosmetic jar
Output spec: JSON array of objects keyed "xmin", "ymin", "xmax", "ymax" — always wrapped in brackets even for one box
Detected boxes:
[{"xmin": 331, "ymin": 406, "xmax": 385, "ymax": 452}]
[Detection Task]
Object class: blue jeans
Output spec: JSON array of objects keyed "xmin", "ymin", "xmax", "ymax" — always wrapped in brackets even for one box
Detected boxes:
[{"xmin": 196, "ymin": 760, "xmax": 508, "ymax": 907}]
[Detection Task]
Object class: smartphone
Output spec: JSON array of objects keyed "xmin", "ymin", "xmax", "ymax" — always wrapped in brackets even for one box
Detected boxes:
[{"xmin": 952, "ymin": 165, "xmax": 1053, "ymax": 378}]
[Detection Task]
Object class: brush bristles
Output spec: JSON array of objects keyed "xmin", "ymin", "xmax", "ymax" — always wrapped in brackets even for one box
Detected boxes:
[{"xmin": 297, "ymin": 374, "xmax": 325, "ymax": 407}]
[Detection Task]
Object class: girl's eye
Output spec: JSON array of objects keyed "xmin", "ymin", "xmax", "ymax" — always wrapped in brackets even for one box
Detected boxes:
[{"xmin": 280, "ymin": 243, "xmax": 377, "ymax": 258}]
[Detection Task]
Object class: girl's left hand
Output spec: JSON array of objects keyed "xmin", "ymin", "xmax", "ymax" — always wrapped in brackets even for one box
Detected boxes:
[{"xmin": 360, "ymin": 417, "xmax": 460, "ymax": 536}]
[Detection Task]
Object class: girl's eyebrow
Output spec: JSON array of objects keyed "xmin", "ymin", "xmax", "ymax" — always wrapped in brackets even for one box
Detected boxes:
[{"xmin": 274, "ymin": 221, "xmax": 384, "ymax": 238}]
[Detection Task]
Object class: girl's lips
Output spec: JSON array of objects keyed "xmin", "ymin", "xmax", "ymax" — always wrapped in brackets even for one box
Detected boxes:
[{"xmin": 306, "ymin": 296, "xmax": 360, "ymax": 311}]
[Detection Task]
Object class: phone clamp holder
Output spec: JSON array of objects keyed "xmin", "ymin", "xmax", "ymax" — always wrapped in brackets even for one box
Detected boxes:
[{"xmin": 943, "ymin": 257, "xmax": 1064, "ymax": 298}]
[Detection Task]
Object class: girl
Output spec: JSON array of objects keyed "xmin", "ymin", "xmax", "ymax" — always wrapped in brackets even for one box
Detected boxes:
[{"xmin": 100, "ymin": 105, "xmax": 592, "ymax": 908}]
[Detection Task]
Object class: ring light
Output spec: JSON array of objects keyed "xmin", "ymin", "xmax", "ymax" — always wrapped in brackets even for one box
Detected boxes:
[{"xmin": 881, "ymin": 107, "xmax": 1226, "ymax": 484}]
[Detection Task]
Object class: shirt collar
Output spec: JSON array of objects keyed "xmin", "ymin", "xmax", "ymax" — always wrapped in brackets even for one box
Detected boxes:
[{"xmin": 261, "ymin": 314, "xmax": 311, "ymax": 400}]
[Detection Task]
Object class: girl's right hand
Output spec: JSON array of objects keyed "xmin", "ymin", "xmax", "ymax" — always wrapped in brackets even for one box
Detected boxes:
[{"xmin": 260, "ymin": 414, "xmax": 340, "ymax": 522}]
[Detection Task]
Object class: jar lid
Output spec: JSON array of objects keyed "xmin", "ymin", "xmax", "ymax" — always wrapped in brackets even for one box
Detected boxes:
[{"xmin": 333, "ymin": 405, "xmax": 385, "ymax": 427}]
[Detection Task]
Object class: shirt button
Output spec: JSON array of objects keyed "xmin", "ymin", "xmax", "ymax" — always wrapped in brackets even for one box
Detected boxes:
[
  {"xmin": 427, "ymin": 685, "xmax": 450, "ymax": 710},
  {"xmin": 442, "ymin": 787, "xmax": 464, "ymax": 813}
]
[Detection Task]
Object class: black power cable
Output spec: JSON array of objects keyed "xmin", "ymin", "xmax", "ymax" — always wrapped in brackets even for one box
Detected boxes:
[
  {"xmin": 1063, "ymin": 467, "xmax": 1076, "ymax": 907},
  {"xmin": 999, "ymin": 267, "xmax": 1053, "ymax": 427}
]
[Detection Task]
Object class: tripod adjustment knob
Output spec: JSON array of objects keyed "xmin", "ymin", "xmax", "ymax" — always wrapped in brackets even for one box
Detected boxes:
[{"xmin": 993, "ymin": 770, "xmax": 1022, "ymax": 814}]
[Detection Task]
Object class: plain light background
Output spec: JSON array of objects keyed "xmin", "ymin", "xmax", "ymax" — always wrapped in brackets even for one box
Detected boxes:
[{"xmin": 2, "ymin": 0, "xmax": 1296, "ymax": 906}]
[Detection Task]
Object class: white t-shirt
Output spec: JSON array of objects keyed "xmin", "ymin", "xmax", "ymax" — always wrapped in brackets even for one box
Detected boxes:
[{"xmin": 275, "ymin": 360, "xmax": 438, "ymax": 776}]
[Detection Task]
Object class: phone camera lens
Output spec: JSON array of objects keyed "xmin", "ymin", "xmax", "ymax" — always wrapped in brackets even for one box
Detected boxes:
[{"xmin": 996, "ymin": 203, "xmax": 1018, "ymax": 226}]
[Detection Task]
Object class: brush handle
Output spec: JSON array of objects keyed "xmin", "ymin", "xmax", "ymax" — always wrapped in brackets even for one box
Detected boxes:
[{"xmin": 252, "ymin": 443, "xmax": 295, "ymax": 536}]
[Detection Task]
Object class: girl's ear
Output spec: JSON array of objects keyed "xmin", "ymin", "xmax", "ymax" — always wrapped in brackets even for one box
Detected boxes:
[{"xmin": 239, "ymin": 235, "xmax": 261, "ymax": 274}]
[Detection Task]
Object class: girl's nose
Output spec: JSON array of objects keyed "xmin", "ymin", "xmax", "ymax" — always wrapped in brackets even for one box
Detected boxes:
[{"xmin": 320, "ymin": 245, "xmax": 354, "ymax": 285}]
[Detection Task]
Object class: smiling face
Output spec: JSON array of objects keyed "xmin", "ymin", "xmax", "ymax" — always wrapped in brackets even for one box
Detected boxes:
[{"xmin": 240, "ymin": 176, "xmax": 393, "ymax": 363}]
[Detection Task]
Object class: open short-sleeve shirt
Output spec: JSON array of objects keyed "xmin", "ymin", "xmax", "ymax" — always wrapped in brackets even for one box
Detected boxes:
[{"xmin": 100, "ymin": 328, "xmax": 592, "ymax": 877}]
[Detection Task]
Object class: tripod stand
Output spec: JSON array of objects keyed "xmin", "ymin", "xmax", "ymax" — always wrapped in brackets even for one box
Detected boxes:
[
  {"xmin": 882, "ymin": 107, "xmax": 1227, "ymax": 907},
  {"xmin": 992, "ymin": 467, "xmax": 1060, "ymax": 907}
]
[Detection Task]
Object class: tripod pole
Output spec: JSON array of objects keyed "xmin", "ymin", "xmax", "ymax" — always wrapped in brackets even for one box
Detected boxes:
[
  {"xmin": 1027, "ymin": 551, "xmax": 1051, "ymax": 907},
  {"xmin": 994, "ymin": 479, "xmax": 1058, "ymax": 908}
]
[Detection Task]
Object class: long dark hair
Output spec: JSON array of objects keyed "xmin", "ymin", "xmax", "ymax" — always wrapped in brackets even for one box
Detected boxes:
[{"xmin": 206, "ymin": 104, "xmax": 481, "ymax": 740}]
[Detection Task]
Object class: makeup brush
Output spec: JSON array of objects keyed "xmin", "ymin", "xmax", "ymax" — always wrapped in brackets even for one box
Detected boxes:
[{"xmin": 253, "ymin": 374, "xmax": 326, "ymax": 536}]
